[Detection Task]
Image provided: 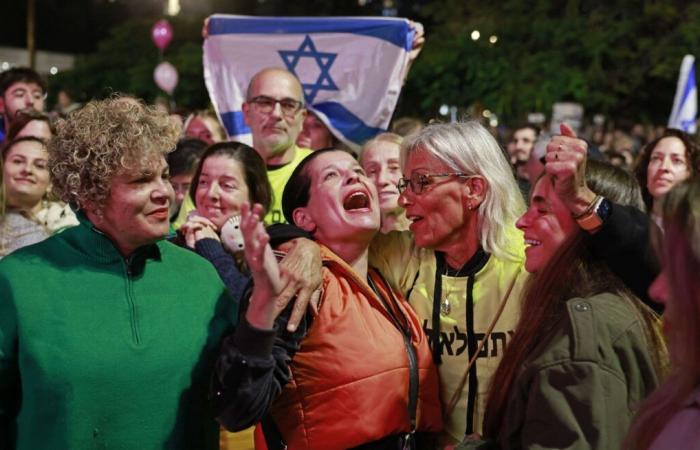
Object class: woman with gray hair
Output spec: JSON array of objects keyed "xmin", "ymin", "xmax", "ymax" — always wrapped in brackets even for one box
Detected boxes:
[
  {"xmin": 0, "ymin": 97, "xmax": 237, "ymax": 449},
  {"xmin": 370, "ymin": 120, "xmax": 528, "ymax": 445}
]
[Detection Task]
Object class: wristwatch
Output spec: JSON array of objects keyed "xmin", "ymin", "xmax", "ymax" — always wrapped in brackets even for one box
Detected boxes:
[{"xmin": 576, "ymin": 196, "xmax": 612, "ymax": 231}]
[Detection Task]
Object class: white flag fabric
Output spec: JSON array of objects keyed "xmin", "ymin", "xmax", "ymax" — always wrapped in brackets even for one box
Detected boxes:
[
  {"xmin": 668, "ymin": 54, "xmax": 697, "ymax": 134},
  {"xmin": 203, "ymin": 15, "xmax": 415, "ymax": 148}
]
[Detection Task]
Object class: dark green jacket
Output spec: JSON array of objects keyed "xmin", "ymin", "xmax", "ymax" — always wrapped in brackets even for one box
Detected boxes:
[
  {"xmin": 0, "ymin": 215, "xmax": 237, "ymax": 449},
  {"xmin": 458, "ymin": 293, "xmax": 660, "ymax": 450}
]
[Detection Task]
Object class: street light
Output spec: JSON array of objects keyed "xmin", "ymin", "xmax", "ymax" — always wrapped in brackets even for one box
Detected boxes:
[
  {"xmin": 471, "ymin": 30, "xmax": 480, "ymax": 41},
  {"xmin": 489, "ymin": 35, "xmax": 498, "ymax": 44}
]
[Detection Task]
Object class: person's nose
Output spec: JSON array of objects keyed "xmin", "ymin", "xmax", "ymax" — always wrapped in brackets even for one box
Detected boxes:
[
  {"xmin": 398, "ymin": 187, "xmax": 413, "ymax": 207},
  {"xmin": 19, "ymin": 162, "xmax": 33, "ymax": 175},
  {"xmin": 207, "ymin": 182, "xmax": 221, "ymax": 201},
  {"xmin": 269, "ymin": 101, "xmax": 284, "ymax": 120},
  {"xmin": 648, "ymin": 271, "xmax": 669, "ymax": 306},
  {"xmin": 153, "ymin": 178, "xmax": 174, "ymax": 204},
  {"xmin": 24, "ymin": 96, "xmax": 36, "ymax": 109},
  {"xmin": 660, "ymin": 156, "xmax": 673, "ymax": 172},
  {"xmin": 344, "ymin": 170, "xmax": 361, "ymax": 185},
  {"xmin": 376, "ymin": 166, "xmax": 392, "ymax": 187},
  {"xmin": 515, "ymin": 208, "xmax": 532, "ymax": 231}
]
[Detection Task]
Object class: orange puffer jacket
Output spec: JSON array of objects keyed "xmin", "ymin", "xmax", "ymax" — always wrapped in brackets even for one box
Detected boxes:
[{"xmin": 269, "ymin": 246, "xmax": 443, "ymax": 449}]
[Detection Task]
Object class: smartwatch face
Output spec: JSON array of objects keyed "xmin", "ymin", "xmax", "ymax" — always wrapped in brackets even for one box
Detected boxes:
[{"xmin": 597, "ymin": 197, "xmax": 612, "ymax": 222}]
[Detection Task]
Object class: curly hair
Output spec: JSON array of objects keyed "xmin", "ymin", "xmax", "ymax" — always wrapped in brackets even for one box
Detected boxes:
[{"xmin": 48, "ymin": 96, "xmax": 180, "ymax": 210}]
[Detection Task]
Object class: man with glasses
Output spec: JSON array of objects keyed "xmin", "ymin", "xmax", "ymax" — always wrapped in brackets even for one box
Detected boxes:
[
  {"xmin": 0, "ymin": 67, "xmax": 47, "ymax": 145},
  {"xmin": 172, "ymin": 68, "xmax": 311, "ymax": 226},
  {"xmin": 242, "ymin": 67, "xmax": 312, "ymax": 224}
]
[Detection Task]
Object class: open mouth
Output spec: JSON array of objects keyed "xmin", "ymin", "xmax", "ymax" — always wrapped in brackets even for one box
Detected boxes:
[
  {"xmin": 343, "ymin": 191, "xmax": 370, "ymax": 211},
  {"xmin": 524, "ymin": 238, "xmax": 541, "ymax": 247}
]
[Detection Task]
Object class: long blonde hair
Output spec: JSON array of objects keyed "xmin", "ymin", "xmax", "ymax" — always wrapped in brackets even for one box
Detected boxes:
[
  {"xmin": 625, "ymin": 179, "xmax": 700, "ymax": 449},
  {"xmin": 400, "ymin": 121, "xmax": 525, "ymax": 262}
]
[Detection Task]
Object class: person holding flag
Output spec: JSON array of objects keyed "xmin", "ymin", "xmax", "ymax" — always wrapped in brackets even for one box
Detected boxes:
[{"xmin": 201, "ymin": 15, "xmax": 424, "ymax": 149}]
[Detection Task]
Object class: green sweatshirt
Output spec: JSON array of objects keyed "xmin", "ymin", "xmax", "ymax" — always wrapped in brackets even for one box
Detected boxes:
[{"xmin": 0, "ymin": 215, "xmax": 237, "ymax": 449}]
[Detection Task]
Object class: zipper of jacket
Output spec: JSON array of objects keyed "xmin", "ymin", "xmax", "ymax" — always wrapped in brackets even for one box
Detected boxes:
[
  {"xmin": 367, "ymin": 274, "xmax": 419, "ymax": 439},
  {"xmin": 123, "ymin": 256, "xmax": 141, "ymax": 344}
]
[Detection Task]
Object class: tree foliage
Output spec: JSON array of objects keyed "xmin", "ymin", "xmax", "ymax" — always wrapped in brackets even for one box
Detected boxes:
[
  {"xmin": 400, "ymin": 0, "xmax": 700, "ymax": 125},
  {"xmin": 49, "ymin": 0, "xmax": 700, "ymax": 124},
  {"xmin": 50, "ymin": 15, "xmax": 208, "ymax": 110}
]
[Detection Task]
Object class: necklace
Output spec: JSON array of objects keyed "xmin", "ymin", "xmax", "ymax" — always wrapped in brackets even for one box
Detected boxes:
[
  {"xmin": 438, "ymin": 251, "xmax": 488, "ymax": 316},
  {"xmin": 440, "ymin": 296, "xmax": 451, "ymax": 316},
  {"xmin": 440, "ymin": 266, "xmax": 463, "ymax": 316},
  {"xmin": 440, "ymin": 277, "xmax": 456, "ymax": 316}
]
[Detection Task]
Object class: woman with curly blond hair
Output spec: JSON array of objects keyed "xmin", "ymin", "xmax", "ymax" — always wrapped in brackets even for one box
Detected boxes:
[{"xmin": 0, "ymin": 96, "xmax": 238, "ymax": 450}]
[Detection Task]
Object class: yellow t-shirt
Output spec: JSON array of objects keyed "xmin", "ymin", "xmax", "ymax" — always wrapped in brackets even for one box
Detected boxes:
[
  {"xmin": 369, "ymin": 229, "xmax": 529, "ymax": 444},
  {"xmin": 172, "ymin": 146, "xmax": 312, "ymax": 229},
  {"xmin": 265, "ymin": 146, "xmax": 312, "ymax": 224}
]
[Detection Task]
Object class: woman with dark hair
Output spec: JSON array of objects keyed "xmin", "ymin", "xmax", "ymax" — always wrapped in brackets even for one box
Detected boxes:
[
  {"xmin": 459, "ymin": 161, "xmax": 666, "ymax": 450},
  {"xmin": 178, "ymin": 142, "xmax": 273, "ymax": 303},
  {"xmin": 625, "ymin": 179, "xmax": 700, "ymax": 450},
  {"xmin": 178, "ymin": 140, "xmax": 320, "ymax": 320},
  {"xmin": 0, "ymin": 136, "xmax": 76, "ymax": 257},
  {"xmin": 634, "ymin": 128, "xmax": 700, "ymax": 227},
  {"xmin": 213, "ymin": 148, "xmax": 442, "ymax": 449}
]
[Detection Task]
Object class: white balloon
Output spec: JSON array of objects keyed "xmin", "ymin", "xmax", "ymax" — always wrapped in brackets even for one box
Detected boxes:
[{"xmin": 154, "ymin": 61, "xmax": 178, "ymax": 94}]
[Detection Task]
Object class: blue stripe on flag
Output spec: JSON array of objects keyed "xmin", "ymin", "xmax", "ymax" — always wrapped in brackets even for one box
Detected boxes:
[
  {"xmin": 314, "ymin": 102, "xmax": 385, "ymax": 144},
  {"xmin": 680, "ymin": 64, "xmax": 696, "ymax": 110},
  {"xmin": 220, "ymin": 111, "xmax": 251, "ymax": 136},
  {"xmin": 208, "ymin": 16, "xmax": 412, "ymax": 50}
]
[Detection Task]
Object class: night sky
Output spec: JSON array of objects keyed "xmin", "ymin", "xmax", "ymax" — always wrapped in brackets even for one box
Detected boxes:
[{"xmin": 0, "ymin": 0, "xmax": 418, "ymax": 54}]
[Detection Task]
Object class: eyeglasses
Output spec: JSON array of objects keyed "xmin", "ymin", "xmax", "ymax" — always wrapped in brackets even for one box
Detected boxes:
[
  {"xmin": 398, "ymin": 172, "xmax": 473, "ymax": 194},
  {"xmin": 248, "ymin": 96, "xmax": 304, "ymax": 116}
]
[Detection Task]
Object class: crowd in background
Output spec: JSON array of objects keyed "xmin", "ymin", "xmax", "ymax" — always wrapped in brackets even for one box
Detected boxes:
[{"xmin": 0, "ymin": 57, "xmax": 699, "ymax": 450}]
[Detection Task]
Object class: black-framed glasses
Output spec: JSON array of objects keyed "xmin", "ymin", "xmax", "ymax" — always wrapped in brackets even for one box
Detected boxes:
[
  {"xmin": 398, "ymin": 172, "xmax": 474, "ymax": 194},
  {"xmin": 248, "ymin": 96, "xmax": 304, "ymax": 116}
]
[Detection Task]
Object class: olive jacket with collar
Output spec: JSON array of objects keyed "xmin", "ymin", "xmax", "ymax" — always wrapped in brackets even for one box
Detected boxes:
[{"xmin": 457, "ymin": 292, "xmax": 661, "ymax": 450}]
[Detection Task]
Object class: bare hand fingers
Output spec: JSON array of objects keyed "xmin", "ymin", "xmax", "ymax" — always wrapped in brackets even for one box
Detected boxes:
[{"xmin": 560, "ymin": 122, "xmax": 577, "ymax": 138}]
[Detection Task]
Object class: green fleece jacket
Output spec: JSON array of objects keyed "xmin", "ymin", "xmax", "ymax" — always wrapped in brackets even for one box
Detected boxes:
[
  {"xmin": 457, "ymin": 293, "xmax": 660, "ymax": 450},
  {"xmin": 0, "ymin": 215, "xmax": 237, "ymax": 450}
]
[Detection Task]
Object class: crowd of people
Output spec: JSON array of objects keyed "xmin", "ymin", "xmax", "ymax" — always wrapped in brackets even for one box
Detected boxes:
[{"xmin": 0, "ymin": 47, "xmax": 699, "ymax": 450}]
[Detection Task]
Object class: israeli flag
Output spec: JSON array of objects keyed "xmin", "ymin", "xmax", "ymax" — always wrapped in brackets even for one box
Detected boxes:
[
  {"xmin": 668, "ymin": 54, "xmax": 697, "ymax": 134},
  {"xmin": 203, "ymin": 15, "xmax": 415, "ymax": 148}
]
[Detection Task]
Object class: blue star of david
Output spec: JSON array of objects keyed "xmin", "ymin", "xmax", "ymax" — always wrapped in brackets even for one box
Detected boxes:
[{"xmin": 278, "ymin": 35, "xmax": 338, "ymax": 104}]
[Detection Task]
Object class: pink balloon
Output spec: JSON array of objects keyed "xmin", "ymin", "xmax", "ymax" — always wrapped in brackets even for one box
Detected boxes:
[
  {"xmin": 151, "ymin": 20, "xmax": 173, "ymax": 51},
  {"xmin": 154, "ymin": 62, "xmax": 178, "ymax": 94}
]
